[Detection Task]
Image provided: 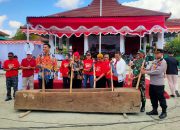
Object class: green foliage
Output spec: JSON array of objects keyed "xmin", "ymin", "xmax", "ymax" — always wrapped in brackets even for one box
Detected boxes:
[
  {"xmin": 164, "ymin": 36, "xmax": 180, "ymax": 56},
  {"xmin": 175, "ymin": 56, "xmax": 180, "ymax": 63},
  {"xmin": 12, "ymin": 29, "xmax": 42, "ymax": 40},
  {"xmin": 13, "ymin": 29, "xmax": 26, "ymax": 40}
]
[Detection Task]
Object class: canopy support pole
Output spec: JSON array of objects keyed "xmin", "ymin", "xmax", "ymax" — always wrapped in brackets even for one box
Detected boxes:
[
  {"xmin": 84, "ymin": 35, "xmax": 89, "ymax": 54},
  {"xmin": 143, "ymin": 37, "xmax": 147, "ymax": 54},
  {"xmin": 100, "ymin": 0, "xmax": 102, "ymax": 16},
  {"xmin": 54, "ymin": 35, "xmax": 57, "ymax": 54},
  {"xmin": 49, "ymin": 35, "xmax": 54, "ymax": 54},
  {"xmin": 149, "ymin": 34, "xmax": 153, "ymax": 52},
  {"xmin": 157, "ymin": 32, "xmax": 164, "ymax": 49},
  {"xmin": 66, "ymin": 38, "xmax": 70, "ymax": 53},
  {"xmin": 99, "ymin": 33, "xmax": 102, "ymax": 54},
  {"xmin": 140, "ymin": 36, "xmax": 142, "ymax": 50},
  {"xmin": 26, "ymin": 24, "xmax": 30, "ymax": 42},
  {"xmin": 120, "ymin": 34, "xmax": 125, "ymax": 54},
  {"xmin": 59, "ymin": 37, "xmax": 63, "ymax": 49}
]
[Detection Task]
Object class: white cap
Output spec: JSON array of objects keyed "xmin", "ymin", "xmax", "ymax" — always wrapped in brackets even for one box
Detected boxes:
[{"xmin": 26, "ymin": 51, "xmax": 32, "ymax": 55}]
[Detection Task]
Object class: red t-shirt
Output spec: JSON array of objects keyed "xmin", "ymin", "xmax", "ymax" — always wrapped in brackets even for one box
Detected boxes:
[
  {"xmin": 95, "ymin": 61, "xmax": 106, "ymax": 77},
  {"xmin": 83, "ymin": 59, "xmax": 93, "ymax": 75},
  {"xmin": 3, "ymin": 59, "xmax": 20, "ymax": 78},
  {"xmin": 21, "ymin": 58, "xmax": 36, "ymax": 77},
  {"xmin": 60, "ymin": 59, "xmax": 70, "ymax": 77},
  {"xmin": 104, "ymin": 60, "xmax": 111, "ymax": 79}
]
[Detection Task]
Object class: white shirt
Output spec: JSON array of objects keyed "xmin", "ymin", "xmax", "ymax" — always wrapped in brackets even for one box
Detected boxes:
[{"xmin": 113, "ymin": 58, "xmax": 126, "ymax": 82}]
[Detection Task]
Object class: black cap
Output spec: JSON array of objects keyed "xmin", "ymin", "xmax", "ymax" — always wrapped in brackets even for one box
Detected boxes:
[
  {"xmin": 155, "ymin": 49, "xmax": 164, "ymax": 54},
  {"xmin": 86, "ymin": 51, "xmax": 91, "ymax": 55}
]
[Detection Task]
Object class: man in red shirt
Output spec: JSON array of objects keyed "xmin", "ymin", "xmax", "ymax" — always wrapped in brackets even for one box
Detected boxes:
[
  {"xmin": 83, "ymin": 51, "xmax": 94, "ymax": 88},
  {"xmin": 3, "ymin": 52, "xmax": 20, "ymax": 101},
  {"xmin": 21, "ymin": 51, "xmax": 36, "ymax": 90},
  {"xmin": 60, "ymin": 54, "xmax": 70, "ymax": 88}
]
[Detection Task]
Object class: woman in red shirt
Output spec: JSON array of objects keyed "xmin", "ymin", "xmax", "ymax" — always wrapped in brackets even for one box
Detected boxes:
[{"xmin": 60, "ymin": 54, "xmax": 70, "ymax": 88}]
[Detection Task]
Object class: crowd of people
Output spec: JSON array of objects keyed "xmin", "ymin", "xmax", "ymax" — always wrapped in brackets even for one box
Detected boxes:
[{"xmin": 2, "ymin": 43, "xmax": 180, "ymax": 119}]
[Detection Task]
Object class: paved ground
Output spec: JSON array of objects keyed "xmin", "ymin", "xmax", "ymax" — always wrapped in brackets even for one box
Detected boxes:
[{"xmin": 0, "ymin": 70, "xmax": 180, "ymax": 130}]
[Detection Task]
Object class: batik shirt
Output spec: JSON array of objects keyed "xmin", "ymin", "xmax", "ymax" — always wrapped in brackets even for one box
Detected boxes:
[{"xmin": 36, "ymin": 53, "xmax": 58, "ymax": 80}]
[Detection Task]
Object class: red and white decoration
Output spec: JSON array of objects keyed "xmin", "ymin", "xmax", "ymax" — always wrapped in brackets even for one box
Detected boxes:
[{"xmin": 25, "ymin": 16, "xmax": 167, "ymax": 38}]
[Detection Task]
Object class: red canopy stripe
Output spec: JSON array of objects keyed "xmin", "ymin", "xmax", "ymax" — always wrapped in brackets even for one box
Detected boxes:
[{"xmin": 27, "ymin": 16, "xmax": 167, "ymax": 37}]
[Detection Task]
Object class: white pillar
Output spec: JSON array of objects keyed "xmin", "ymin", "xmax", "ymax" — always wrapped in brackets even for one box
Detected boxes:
[
  {"xmin": 99, "ymin": 33, "xmax": 102, "ymax": 54},
  {"xmin": 66, "ymin": 37, "xmax": 70, "ymax": 52},
  {"xmin": 59, "ymin": 37, "xmax": 63, "ymax": 49},
  {"xmin": 84, "ymin": 35, "xmax": 89, "ymax": 54},
  {"xmin": 149, "ymin": 34, "xmax": 153, "ymax": 47},
  {"xmin": 143, "ymin": 37, "xmax": 147, "ymax": 54},
  {"xmin": 157, "ymin": 32, "xmax": 164, "ymax": 49},
  {"xmin": 139, "ymin": 36, "xmax": 142, "ymax": 50},
  {"xmin": 49, "ymin": 35, "xmax": 54, "ymax": 54},
  {"xmin": 54, "ymin": 35, "xmax": 57, "ymax": 54},
  {"xmin": 120, "ymin": 34, "xmax": 125, "ymax": 54}
]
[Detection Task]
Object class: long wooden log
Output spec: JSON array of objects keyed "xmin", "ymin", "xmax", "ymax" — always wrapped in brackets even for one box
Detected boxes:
[{"xmin": 14, "ymin": 88, "xmax": 141, "ymax": 113}]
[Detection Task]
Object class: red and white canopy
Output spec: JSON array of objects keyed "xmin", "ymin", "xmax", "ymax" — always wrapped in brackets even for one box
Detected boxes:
[{"xmin": 26, "ymin": 16, "xmax": 167, "ymax": 38}]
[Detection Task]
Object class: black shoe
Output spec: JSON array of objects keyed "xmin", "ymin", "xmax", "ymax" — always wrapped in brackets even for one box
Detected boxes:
[
  {"xmin": 175, "ymin": 91, "xmax": 180, "ymax": 97},
  {"xmin": 170, "ymin": 95, "xmax": 175, "ymax": 98},
  {"xmin": 5, "ymin": 97, "xmax": 12, "ymax": 101},
  {"xmin": 159, "ymin": 112, "xmax": 167, "ymax": 119},
  {"xmin": 146, "ymin": 110, "xmax": 158, "ymax": 115},
  {"xmin": 140, "ymin": 106, "xmax": 145, "ymax": 112}
]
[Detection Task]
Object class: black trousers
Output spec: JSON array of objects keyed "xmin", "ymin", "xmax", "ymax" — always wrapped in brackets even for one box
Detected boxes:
[
  {"xmin": 6, "ymin": 76, "xmax": 18, "ymax": 98},
  {"xmin": 72, "ymin": 79, "xmax": 82, "ymax": 88},
  {"xmin": 113, "ymin": 80, "xmax": 124, "ymax": 88},
  {"xmin": 38, "ymin": 79, "xmax": 53, "ymax": 89},
  {"xmin": 63, "ymin": 77, "xmax": 70, "ymax": 88},
  {"xmin": 96, "ymin": 76, "xmax": 106, "ymax": 88},
  {"xmin": 106, "ymin": 78, "xmax": 111, "ymax": 88},
  {"xmin": 149, "ymin": 84, "xmax": 167, "ymax": 112}
]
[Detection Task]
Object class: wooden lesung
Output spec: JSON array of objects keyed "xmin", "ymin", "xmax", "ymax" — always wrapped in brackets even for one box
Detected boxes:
[{"xmin": 14, "ymin": 88, "xmax": 141, "ymax": 113}]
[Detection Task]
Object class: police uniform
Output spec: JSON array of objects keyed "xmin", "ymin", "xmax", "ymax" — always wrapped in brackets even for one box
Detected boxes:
[
  {"xmin": 145, "ymin": 49, "xmax": 167, "ymax": 119},
  {"xmin": 131, "ymin": 50, "xmax": 146, "ymax": 112}
]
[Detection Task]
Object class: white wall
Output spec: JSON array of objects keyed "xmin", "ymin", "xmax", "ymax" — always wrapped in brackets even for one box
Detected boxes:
[{"xmin": 0, "ymin": 43, "xmax": 42, "ymax": 65}]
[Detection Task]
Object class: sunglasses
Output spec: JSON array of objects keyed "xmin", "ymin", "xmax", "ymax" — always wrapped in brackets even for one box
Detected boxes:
[{"xmin": 8, "ymin": 56, "xmax": 13, "ymax": 58}]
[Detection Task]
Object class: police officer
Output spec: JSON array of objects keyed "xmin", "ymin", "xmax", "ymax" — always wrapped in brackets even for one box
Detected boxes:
[
  {"xmin": 130, "ymin": 50, "xmax": 146, "ymax": 112},
  {"xmin": 141, "ymin": 49, "xmax": 167, "ymax": 119}
]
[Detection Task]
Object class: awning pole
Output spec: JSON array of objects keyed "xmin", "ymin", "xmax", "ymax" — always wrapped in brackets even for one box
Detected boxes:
[
  {"xmin": 100, "ymin": 0, "xmax": 102, "ymax": 16},
  {"xmin": 99, "ymin": 33, "xmax": 102, "ymax": 54},
  {"xmin": 99, "ymin": 0, "xmax": 102, "ymax": 54},
  {"xmin": 55, "ymin": 35, "xmax": 57, "ymax": 54},
  {"xmin": 27, "ymin": 24, "xmax": 30, "ymax": 42},
  {"xmin": 140, "ymin": 36, "xmax": 142, "ymax": 50}
]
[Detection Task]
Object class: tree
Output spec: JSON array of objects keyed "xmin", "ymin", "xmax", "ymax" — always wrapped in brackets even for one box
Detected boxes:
[
  {"xmin": 164, "ymin": 36, "xmax": 180, "ymax": 56},
  {"xmin": 12, "ymin": 29, "xmax": 42, "ymax": 40}
]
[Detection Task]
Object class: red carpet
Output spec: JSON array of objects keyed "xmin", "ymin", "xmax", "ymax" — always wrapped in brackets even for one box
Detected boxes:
[{"xmin": 34, "ymin": 76, "xmax": 170, "ymax": 99}]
